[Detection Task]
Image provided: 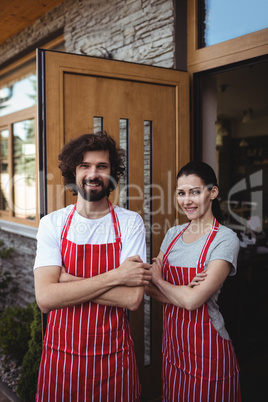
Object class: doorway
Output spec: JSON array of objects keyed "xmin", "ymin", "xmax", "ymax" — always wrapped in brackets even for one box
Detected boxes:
[
  {"xmin": 38, "ymin": 49, "xmax": 189, "ymax": 401},
  {"xmin": 197, "ymin": 58, "xmax": 268, "ymax": 402}
]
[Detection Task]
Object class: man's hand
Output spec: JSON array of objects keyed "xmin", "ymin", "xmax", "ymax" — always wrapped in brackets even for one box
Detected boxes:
[
  {"xmin": 151, "ymin": 257, "xmax": 163, "ymax": 285},
  {"xmin": 117, "ymin": 255, "xmax": 152, "ymax": 286},
  {"xmin": 188, "ymin": 271, "xmax": 207, "ymax": 288},
  {"xmin": 59, "ymin": 266, "xmax": 83, "ymax": 283}
]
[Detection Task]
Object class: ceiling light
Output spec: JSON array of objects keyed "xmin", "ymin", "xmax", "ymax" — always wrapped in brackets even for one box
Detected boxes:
[
  {"xmin": 242, "ymin": 108, "xmax": 253, "ymax": 123},
  {"xmin": 239, "ymin": 139, "xmax": 248, "ymax": 147}
]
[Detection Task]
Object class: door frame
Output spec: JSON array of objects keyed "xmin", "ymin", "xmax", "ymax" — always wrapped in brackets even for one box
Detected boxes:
[{"xmin": 37, "ymin": 49, "xmax": 190, "ymax": 401}]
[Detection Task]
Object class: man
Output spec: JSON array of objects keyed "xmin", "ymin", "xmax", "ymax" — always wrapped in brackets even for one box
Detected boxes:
[{"xmin": 34, "ymin": 131, "xmax": 151, "ymax": 401}]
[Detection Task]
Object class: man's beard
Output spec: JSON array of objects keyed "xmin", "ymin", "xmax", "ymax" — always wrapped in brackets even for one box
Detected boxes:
[{"xmin": 76, "ymin": 179, "xmax": 109, "ymax": 202}]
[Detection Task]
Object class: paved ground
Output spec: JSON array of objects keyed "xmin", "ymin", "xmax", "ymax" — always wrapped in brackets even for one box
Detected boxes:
[{"xmin": 0, "ymin": 382, "xmax": 20, "ymax": 402}]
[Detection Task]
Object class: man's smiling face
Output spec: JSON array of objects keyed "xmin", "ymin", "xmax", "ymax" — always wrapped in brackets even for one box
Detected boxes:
[{"xmin": 75, "ymin": 150, "xmax": 111, "ymax": 202}]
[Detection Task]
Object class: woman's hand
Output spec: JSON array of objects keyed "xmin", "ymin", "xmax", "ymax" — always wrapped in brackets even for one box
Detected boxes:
[
  {"xmin": 188, "ymin": 270, "xmax": 207, "ymax": 288},
  {"xmin": 59, "ymin": 266, "xmax": 83, "ymax": 283}
]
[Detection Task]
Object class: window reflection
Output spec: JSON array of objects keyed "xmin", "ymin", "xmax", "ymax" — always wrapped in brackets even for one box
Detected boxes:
[
  {"xmin": 13, "ymin": 120, "xmax": 36, "ymax": 220},
  {"xmin": 0, "ymin": 129, "xmax": 9, "ymax": 211},
  {"xmin": 0, "ymin": 74, "xmax": 36, "ymax": 117},
  {"xmin": 200, "ymin": 62, "xmax": 268, "ymax": 258}
]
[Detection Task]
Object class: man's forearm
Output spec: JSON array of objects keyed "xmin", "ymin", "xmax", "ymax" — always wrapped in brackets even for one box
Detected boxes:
[
  {"xmin": 35, "ymin": 256, "xmax": 151, "ymax": 314},
  {"xmin": 35, "ymin": 266, "xmax": 123, "ymax": 314},
  {"xmin": 60, "ymin": 268, "xmax": 144, "ymax": 311},
  {"xmin": 92, "ymin": 285, "xmax": 144, "ymax": 311}
]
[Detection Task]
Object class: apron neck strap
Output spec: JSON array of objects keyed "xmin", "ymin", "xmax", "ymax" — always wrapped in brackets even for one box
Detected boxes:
[
  {"xmin": 107, "ymin": 199, "xmax": 121, "ymax": 241},
  {"xmin": 61, "ymin": 200, "xmax": 122, "ymax": 242},
  {"xmin": 61, "ymin": 204, "xmax": 76, "ymax": 240},
  {"xmin": 163, "ymin": 218, "xmax": 219, "ymax": 268},
  {"xmin": 197, "ymin": 217, "xmax": 219, "ymax": 270},
  {"xmin": 163, "ymin": 223, "xmax": 190, "ymax": 266}
]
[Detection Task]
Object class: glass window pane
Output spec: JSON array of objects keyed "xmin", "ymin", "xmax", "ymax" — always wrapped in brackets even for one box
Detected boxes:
[
  {"xmin": 144, "ymin": 120, "xmax": 152, "ymax": 366},
  {"xmin": 0, "ymin": 73, "xmax": 37, "ymax": 117},
  {"xmin": 0, "ymin": 129, "xmax": 9, "ymax": 211},
  {"xmin": 93, "ymin": 116, "xmax": 103, "ymax": 133},
  {"xmin": 119, "ymin": 119, "xmax": 128, "ymax": 209},
  {"xmin": 13, "ymin": 119, "xmax": 36, "ymax": 220},
  {"xmin": 200, "ymin": 0, "xmax": 268, "ymax": 47}
]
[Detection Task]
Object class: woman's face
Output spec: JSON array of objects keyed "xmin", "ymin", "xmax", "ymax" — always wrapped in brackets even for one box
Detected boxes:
[{"xmin": 176, "ymin": 174, "xmax": 218, "ymax": 221}]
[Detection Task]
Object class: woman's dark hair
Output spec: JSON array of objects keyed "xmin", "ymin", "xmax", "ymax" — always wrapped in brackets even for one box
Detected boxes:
[
  {"xmin": 58, "ymin": 131, "xmax": 125, "ymax": 197},
  {"xmin": 177, "ymin": 161, "xmax": 223, "ymax": 223}
]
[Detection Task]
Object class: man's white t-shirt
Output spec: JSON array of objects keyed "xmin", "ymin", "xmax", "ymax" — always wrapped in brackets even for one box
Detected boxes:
[{"xmin": 34, "ymin": 204, "xmax": 147, "ymax": 269}]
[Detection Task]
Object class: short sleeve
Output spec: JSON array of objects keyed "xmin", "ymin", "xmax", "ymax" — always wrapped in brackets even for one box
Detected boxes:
[
  {"xmin": 160, "ymin": 231, "xmax": 171, "ymax": 255},
  {"xmin": 120, "ymin": 213, "xmax": 147, "ymax": 264},
  {"xmin": 33, "ymin": 214, "xmax": 62, "ymax": 269},
  {"xmin": 207, "ymin": 228, "xmax": 240, "ymax": 276},
  {"xmin": 160, "ymin": 226, "xmax": 183, "ymax": 255}
]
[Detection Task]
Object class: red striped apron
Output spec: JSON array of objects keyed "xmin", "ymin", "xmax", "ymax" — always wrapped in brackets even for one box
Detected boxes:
[
  {"xmin": 162, "ymin": 219, "xmax": 241, "ymax": 402},
  {"xmin": 36, "ymin": 201, "xmax": 141, "ymax": 402}
]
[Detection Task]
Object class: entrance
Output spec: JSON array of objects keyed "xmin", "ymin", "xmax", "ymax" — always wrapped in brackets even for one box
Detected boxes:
[
  {"xmin": 198, "ymin": 58, "xmax": 268, "ymax": 402},
  {"xmin": 37, "ymin": 49, "xmax": 189, "ymax": 401}
]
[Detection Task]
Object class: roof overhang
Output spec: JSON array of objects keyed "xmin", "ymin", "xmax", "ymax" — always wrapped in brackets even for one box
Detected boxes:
[{"xmin": 0, "ymin": 0, "xmax": 66, "ymax": 46}]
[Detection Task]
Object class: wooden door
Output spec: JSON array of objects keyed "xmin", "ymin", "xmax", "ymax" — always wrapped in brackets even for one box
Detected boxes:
[{"xmin": 37, "ymin": 49, "xmax": 189, "ymax": 401}]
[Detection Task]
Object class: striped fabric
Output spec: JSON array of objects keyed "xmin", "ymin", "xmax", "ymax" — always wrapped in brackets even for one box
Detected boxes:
[
  {"xmin": 36, "ymin": 201, "xmax": 141, "ymax": 401},
  {"xmin": 162, "ymin": 219, "xmax": 241, "ymax": 401}
]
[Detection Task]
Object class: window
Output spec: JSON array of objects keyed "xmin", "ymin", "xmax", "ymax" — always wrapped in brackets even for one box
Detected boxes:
[
  {"xmin": 13, "ymin": 119, "xmax": 36, "ymax": 220},
  {"xmin": 199, "ymin": 0, "xmax": 268, "ymax": 48},
  {"xmin": 0, "ymin": 72, "xmax": 36, "ymax": 117},
  {"xmin": 187, "ymin": 0, "xmax": 268, "ymax": 73},
  {"xmin": 0, "ymin": 37, "xmax": 65, "ymax": 229},
  {"xmin": 0, "ymin": 61, "xmax": 37, "ymax": 226},
  {"xmin": 0, "ymin": 128, "xmax": 9, "ymax": 211}
]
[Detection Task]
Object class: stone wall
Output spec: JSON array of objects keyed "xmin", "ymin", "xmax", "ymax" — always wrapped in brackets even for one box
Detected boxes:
[
  {"xmin": 0, "ymin": 0, "xmax": 175, "ymax": 68},
  {"xmin": 64, "ymin": 0, "xmax": 175, "ymax": 67},
  {"xmin": 0, "ymin": 229, "xmax": 36, "ymax": 308}
]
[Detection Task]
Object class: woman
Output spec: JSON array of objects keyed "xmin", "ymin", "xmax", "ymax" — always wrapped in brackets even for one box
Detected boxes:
[{"xmin": 146, "ymin": 161, "xmax": 241, "ymax": 401}]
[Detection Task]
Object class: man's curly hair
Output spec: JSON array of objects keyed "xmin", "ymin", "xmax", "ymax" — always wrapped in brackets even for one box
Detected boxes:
[{"xmin": 58, "ymin": 131, "xmax": 125, "ymax": 197}]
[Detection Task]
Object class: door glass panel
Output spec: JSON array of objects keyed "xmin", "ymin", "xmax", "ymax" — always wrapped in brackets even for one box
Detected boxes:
[
  {"xmin": 0, "ymin": 73, "xmax": 37, "ymax": 117},
  {"xmin": 0, "ymin": 129, "xmax": 9, "ymax": 211},
  {"xmin": 13, "ymin": 119, "xmax": 36, "ymax": 220},
  {"xmin": 93, "ymin": 116, "xmax": 103, "ymax": 133},
  {"xmin": 199, "ymin": 0, "xmax": 268, "ymax": 47},
  {"xmin": 144, "ymin": 120, "xmax": 152, "ymax": 366},
  {"xmin": 119, "ymin": 118, "xmax": 129, "ymax": 209}
]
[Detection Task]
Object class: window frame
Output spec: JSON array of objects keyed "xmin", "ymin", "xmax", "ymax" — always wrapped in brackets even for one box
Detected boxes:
[
  {"xmin": 0, "ymin": 36, "xmax": 64, "ymax": 231},
  {"xmin": 0, "ymin": 105, "xmax": 38, "ymax": 227}
]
